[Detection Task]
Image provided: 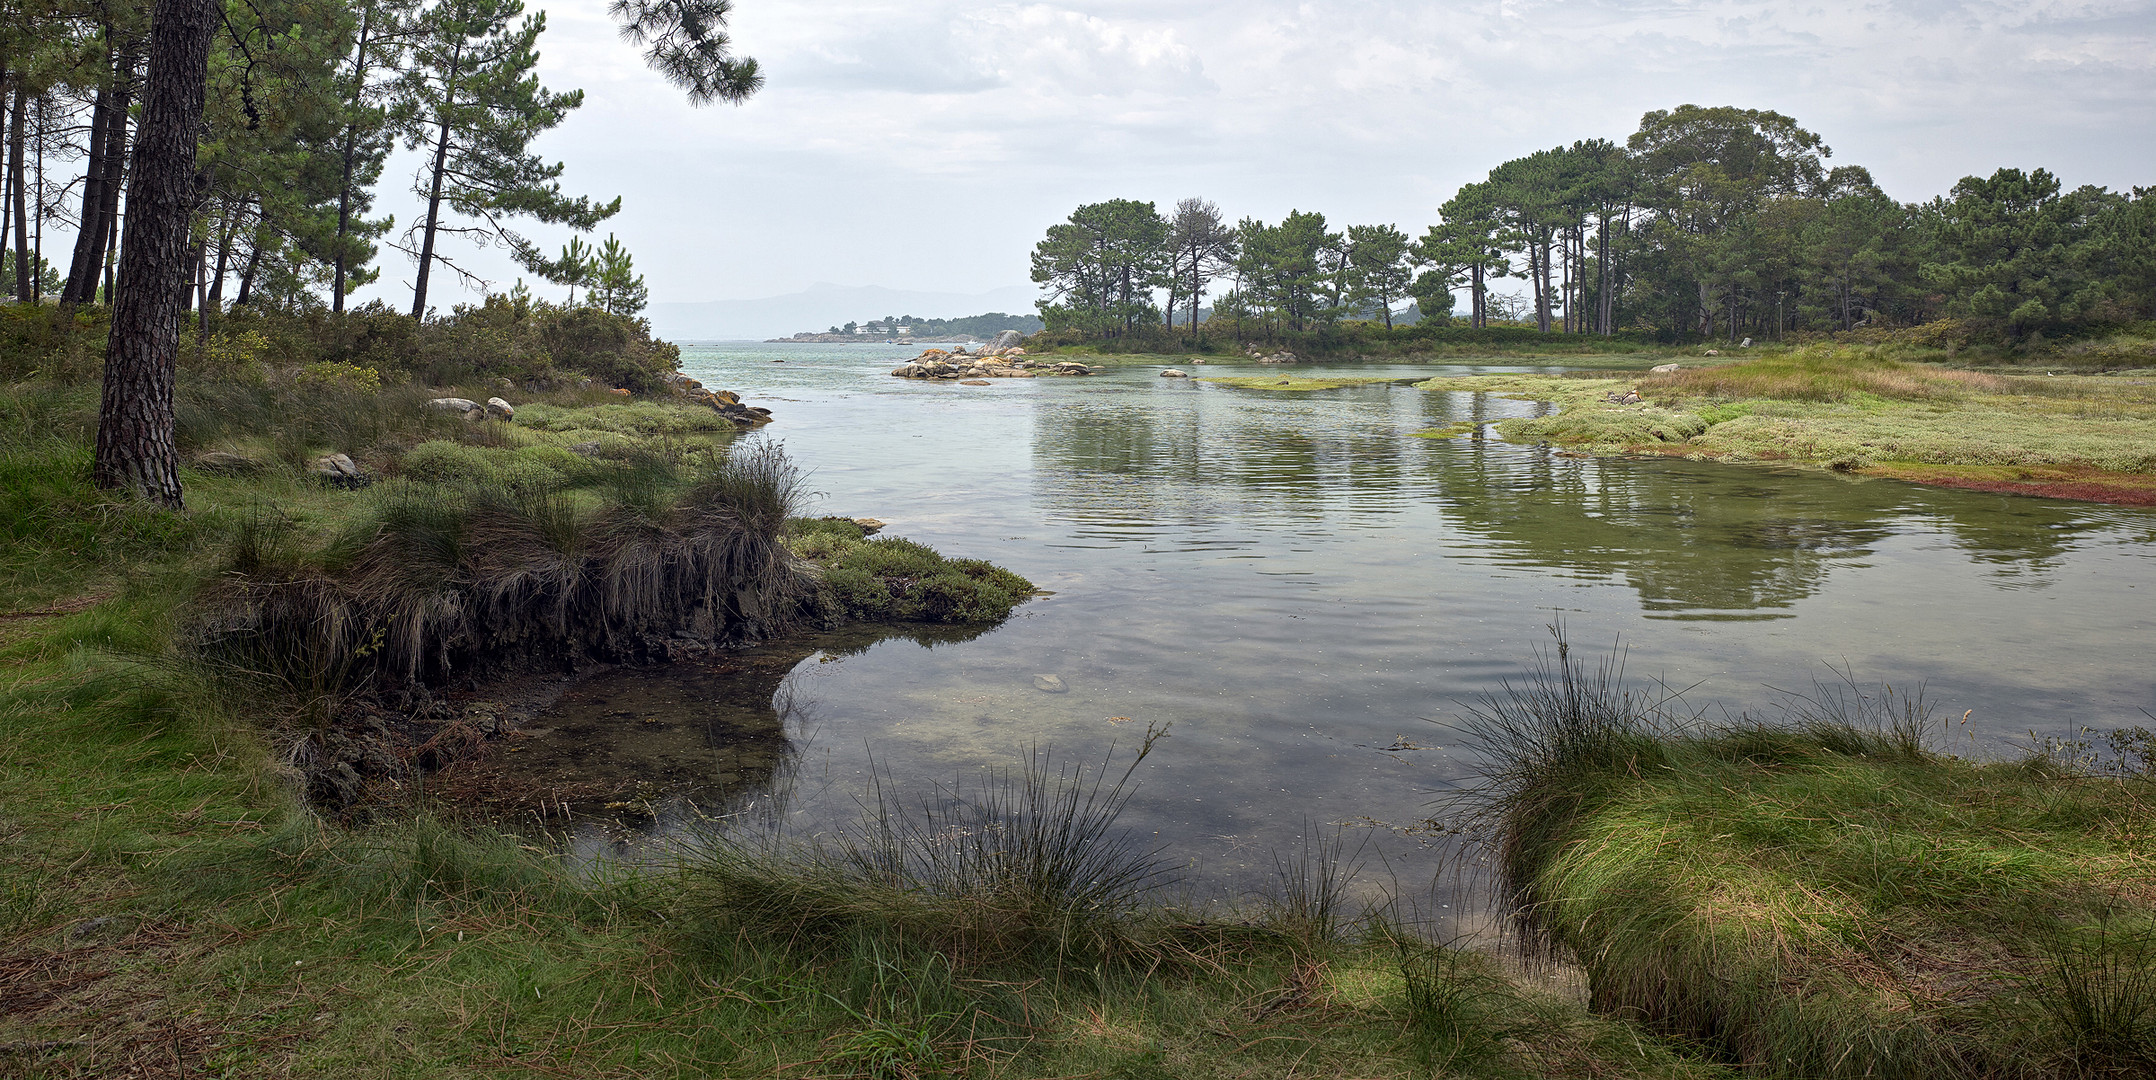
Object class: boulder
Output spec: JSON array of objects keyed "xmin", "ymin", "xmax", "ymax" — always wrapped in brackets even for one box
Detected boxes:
[
  {"xmin": 1740, "ymin": 337, "xmax": 1753, "ymax": 348},
  {"xmin": 1032, "ymin": 674, "xmax": 1068, "ymax": 693},
  {"xmin": 309, "ymin": 452, "xmax": 369, "ymax": 488},
  {"xmin": 1650, "ymin": 363, "xmax": 1682, "ymax": 373},
  {"xmin": 852, "ymin": 518, "xmax": 887, "ymax": 535},
  {"xmin": 1159, "ymin": 368, "xmax": 1189, "ymax": 378},
  {"xmin": 485, "ymin": 396, "xmax": 515, "ymax": 420},
  {"xmin": 1051, "ymin": 362, "xmax": 1092, "ymax": 376},
  {"xmin": 960, "ymin": 379, "xmax": 992, "ymax": 386},
  {"xmin": 986, "ymin": 329, "xmax": 1026, "ymax": 353},
  {"xmin": 567, "ymin": 441, "xmax": 604, "ymax": 459},
  {"xmin": 1703, "ymin": 349, "xmax": 1720, "ymax": 357},
  {"xmin": 427, "ymin": 396, "xmax": 482, "ymax": 418}
]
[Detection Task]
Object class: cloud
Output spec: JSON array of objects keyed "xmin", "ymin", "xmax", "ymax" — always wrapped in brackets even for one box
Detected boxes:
[{"xmin": 349, "ymin": 0, "xmax": 2156, "ymax": 310}]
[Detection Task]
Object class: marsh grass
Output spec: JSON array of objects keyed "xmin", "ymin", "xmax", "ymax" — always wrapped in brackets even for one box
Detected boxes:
[
  {"xmin": 1639, "ymin": 347, "xmax": 2007, "ymax": 403},
  {"xmin": 192, "ymin": 441, "xmax": 823, "ymax": 696},
  {"xmin": 671, "ymin": 726, "xmax": 1175, "ymax": 973},
  {"xmin": 1455, "ymin": 631, "xmax": 2156, "ymax": 1078}
]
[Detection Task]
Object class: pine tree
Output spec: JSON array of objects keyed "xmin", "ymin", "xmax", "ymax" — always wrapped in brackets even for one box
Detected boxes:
[
  {"xmin": 589, "ymin": 233, "xmax": 646, "ymax": 315},
  {"xmin": 395, "ymin": 0, "xmax": 617, "ymax": 316}
]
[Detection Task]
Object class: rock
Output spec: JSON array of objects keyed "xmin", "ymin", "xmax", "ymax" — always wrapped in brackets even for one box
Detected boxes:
[
  {"xmin": 1159, "ymin": 368, "xmax": 1189, "ymax": 378},
  {"xmin": 1703, "ymin": 349, "xmax": 1720, "ymax": 357},
  {"xmin": 567, "ymin": 441, "xmax": 603, "ymax": 458},
  {"xmin": 1740, "ymin": 337, "xmax": 1753, "ymax": 348},
  {"xmin": 427, "ymin": 396, "xmax": 482, "ymax": 417},
  {"xmin": 1191, "ymin": 358, "xmax": 1207, "ymax": 364},
  {"xmin": 986, "ymin": 329, "xmax": 1026, "ymax": 353},
  {"xmin": 193, "ymin": 450, "xmax": 262, "ymax": 476},
  {"xmin": 485, "ymin": 396, "xmax": 515, "ymax": 420},
  {"xmin": 1051, "ymin": 362, "xmax": 1092, "ymax": 376},
  {"xmin": 309, "ymin": 452, "xmax": 369, "ymax": 489},
  {"xmin": 1650, "ymin": 363, "xmax": 1682, "ymax": 373},
  {"xmin": 852, "ymin": 518, "xmax": 887, "ymax": 535},
  {"xmin": 892, "ymin": 364, "xmax": 921, "ymax": 377},
  {"xmin": 1032, "ymin": 674, "xmax": 1068, "ymax": 693},
  {"xmin": 960, "ymin": 379, "xmax": 992, "ymax": 386},
  {"xmin": 609, "ymin": 388, "xmax": 632, "ymax": 396}
]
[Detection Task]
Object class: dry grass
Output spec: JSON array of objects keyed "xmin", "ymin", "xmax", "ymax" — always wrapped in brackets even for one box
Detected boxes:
[
  {"xmin": 1638, "ymin": 348, "xmax": 2007, "ymax": 402},
  {"xmin": 1417, "ymin": 350, "xmax": 2156, "ymax": 501}
]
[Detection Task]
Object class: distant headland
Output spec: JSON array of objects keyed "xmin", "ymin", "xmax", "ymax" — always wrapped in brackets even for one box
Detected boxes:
[{"xmin": 765, "ymin": 311, "xmax": 1043, "ymax": 343}]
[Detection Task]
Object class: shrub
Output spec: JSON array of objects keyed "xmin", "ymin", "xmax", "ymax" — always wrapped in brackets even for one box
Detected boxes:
[{"xmin": 293, "ymin": 360, "xmax": 383, "ymax": 394}]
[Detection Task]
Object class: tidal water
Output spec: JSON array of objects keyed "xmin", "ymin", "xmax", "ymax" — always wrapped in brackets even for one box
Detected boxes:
[{"xmin": 528, "ymin": 341, "xmax": 2156, "ymax": 905}]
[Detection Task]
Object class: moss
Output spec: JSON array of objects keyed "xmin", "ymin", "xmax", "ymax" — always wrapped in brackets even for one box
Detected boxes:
[{"xmin": 787, "ymin": 532, "xmax": 1035, "ymax": 626}]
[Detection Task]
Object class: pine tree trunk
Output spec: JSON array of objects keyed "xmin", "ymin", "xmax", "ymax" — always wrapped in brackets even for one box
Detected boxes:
[
  {"xmin": 234, "ymin": 238, "xmax": 260, "ymax": 305},
  {"xmin": 63, "ymin": 75, "xmax": 113, "ymax": 304},
  {"xmin": 411, "ymin": 107, "xmax": 455, "ymax": 316},
  {"xmin": 331, "ymin": 5, "xmax": 376, "ymax": 315},
  {"xmin": 94, "ymin": 0, "xmax": 216, "ymax": 509},
  {"xmin": 87, "ymin": 73, "xmax": 134, "ymax": 302},
  {"xmin": 8, "ymin": 84, "xmax": 26, "ymax": 302}
]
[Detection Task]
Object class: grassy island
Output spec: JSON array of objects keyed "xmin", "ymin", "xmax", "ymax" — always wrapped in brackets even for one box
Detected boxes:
[{"xmin": 1415, "ymin": 341, "xmax": 2156, "ymax": 505}]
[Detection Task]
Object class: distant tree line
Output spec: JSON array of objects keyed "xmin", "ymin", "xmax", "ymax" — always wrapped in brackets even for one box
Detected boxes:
[
  {"xmin": 1031, "ymin": 105, "xmax": 2156, "ymax": 343},
  {"xmin": 824, "ymin": 311, "xmax": 1045, "ymax": 337}
]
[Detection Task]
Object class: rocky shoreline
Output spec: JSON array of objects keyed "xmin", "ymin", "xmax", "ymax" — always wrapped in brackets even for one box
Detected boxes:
[
  {"xmin": 887, "ymin": 329, "xmax": 1097, "ymax": 381},
  {"xmin": 659, "ymin": 371, "xmax": 776, "ymax": 425}
]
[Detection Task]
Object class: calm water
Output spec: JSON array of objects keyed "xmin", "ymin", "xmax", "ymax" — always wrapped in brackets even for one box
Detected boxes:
[{"xmin": 533, "ymin": 341, "xmax": 2156, "ymax": 903}]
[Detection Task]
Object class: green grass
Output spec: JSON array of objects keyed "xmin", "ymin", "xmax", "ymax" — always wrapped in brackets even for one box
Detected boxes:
[
  {"xmin": 1453, "ymin": 636, "xmax": 2156, "ymax": 1078},
  {"xmin": 1414, "ymin": 347, "xmax": 2156, "ymax": 497}
]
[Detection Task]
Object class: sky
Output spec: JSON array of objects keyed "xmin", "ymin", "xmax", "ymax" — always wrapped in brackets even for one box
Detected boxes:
[{"xmin": 351, "ymin": 0, "xmax": 2156, "ymax": 314}]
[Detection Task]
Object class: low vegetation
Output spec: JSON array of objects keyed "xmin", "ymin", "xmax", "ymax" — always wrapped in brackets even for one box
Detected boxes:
[
  {"xmin": 1415, "ymin": 339, "xmax": 2156, "ymax": 503},
  {"xmin": 1198, "ymin": 374, "xmax": 1410, "ymax": 391},
  {"xmin": 1453, "ymin": 636, "xmax": 2156, "ymax": 1078}
]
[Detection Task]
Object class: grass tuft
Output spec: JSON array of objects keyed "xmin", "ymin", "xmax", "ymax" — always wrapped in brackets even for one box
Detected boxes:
[{"xmin": 1454, "ymin": 630, "xmax": 2156, "ymax": 1078}]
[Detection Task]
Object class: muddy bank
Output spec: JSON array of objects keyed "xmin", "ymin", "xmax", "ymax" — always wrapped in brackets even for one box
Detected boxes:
[{"xmin": 303, "ymin": 623, "xmax": 999, "ymax": 822}]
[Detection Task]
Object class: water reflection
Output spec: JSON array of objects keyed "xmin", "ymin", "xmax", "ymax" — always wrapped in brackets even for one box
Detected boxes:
[
  {"xmin": 1024, "ymin": 378, "xmax": 2143, "ymax": 619},
  {"xmin": 475, "ymin": 624, "xmax": 996, "ymax": 845}
]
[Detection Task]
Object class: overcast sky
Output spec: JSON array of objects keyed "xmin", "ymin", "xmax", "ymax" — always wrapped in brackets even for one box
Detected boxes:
[{"xmin": 352, "ymin": 0, "xmax": 2156, "ymax": 313}]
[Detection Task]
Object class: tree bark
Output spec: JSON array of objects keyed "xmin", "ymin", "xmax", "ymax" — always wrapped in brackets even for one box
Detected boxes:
[
  {"xmin": 332, "ymin": 4, "xmax": 378, "ymax": 314},
  {"xmin": 233, "ymin": 237, "xmax": 260, "ymax": 305},
  {"xmin": 63, "ymin": 74, "xmax": 113, "ymax": 304},
  {"xmin": 410, "ymin": 47, "xmax": 462, "ymax": 318},
  {"xmin": 94, "ymin": 0, "xmax": 216, "ymax": 509},
  {"xmin": 11, "ymin": 85, "xmax": 29, "ymax": 302}
]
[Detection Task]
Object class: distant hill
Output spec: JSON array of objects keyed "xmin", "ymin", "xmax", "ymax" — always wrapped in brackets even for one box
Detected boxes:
[{"xmin": 646, "ymin": 282, "xmax": 1037, "ymax": 342}]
